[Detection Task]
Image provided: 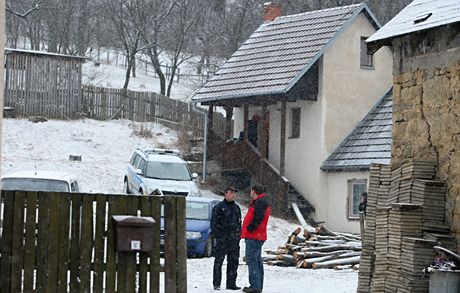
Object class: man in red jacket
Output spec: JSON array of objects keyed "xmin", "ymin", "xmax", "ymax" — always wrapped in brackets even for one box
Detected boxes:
[{"xmin": 241, "ymin": 184, "xmax": 270, "ymax": 293}]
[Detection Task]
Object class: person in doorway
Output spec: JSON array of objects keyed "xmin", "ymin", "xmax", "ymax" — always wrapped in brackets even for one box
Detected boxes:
[
  {"xmin": 211, "ymin": 187, "xmax": 242, "ymax": 290},
  {"xmin": 358, "ymin": 191, "xmax": 368, "ymax": 217},
  {"xmin": 248, "ymin": 114, "xmax": 260, "ymax": 147},
  {"xmin": 241, "ymin": 184, "xmax": 270, "ymax": 293}
]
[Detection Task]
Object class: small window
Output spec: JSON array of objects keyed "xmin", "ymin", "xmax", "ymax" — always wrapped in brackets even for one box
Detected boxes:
[
  {"xmin": 130, "ymin": 153, "xmax": 137, "ymax": 165},
  {"xmin": 348, "ymin": 179, "xmax": 367, "ymax": 219},
  {"xmin": 70, "ymin": 181, "xmax": 79, "ymax": 192},
  {"xmin": 132, "ymin": 154, "xmax": 141, "ymax": 168},
  {"xmin": 290, "ymin": 108, "xmax": 301, "ymax": 138},
  {"xmin": 138, "ymin": 158, "xmax": 147, "ymax": 173},
  {"xmin": 360, "ymin": 37, "xmax": 373, "ymax": 68}
]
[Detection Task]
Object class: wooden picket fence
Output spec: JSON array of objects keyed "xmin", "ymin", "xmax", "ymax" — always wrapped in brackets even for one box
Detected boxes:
[{"xmin": 0, "ymin": 191, "xmax": 186, "ymax": 293}]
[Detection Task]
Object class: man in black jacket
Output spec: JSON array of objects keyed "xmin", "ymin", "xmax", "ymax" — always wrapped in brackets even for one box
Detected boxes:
[{"xmin": 211, "ymin": 187, "xmax": 242, "ymax": 290}]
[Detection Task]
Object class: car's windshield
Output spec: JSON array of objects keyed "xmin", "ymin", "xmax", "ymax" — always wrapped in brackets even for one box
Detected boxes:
[
  {"xmin": 0, "ymin": 178, "xmax": 70, "ymax": 192},
  {"xmin": 145, "ymin": 161, "xmax": 191, "ymax": 181},
  {"xmin": 186, "ymin": 201, "xmax": 210, "ymax": 220},
  {"xmin": 160, "ymin": 201, "xmax": 210, "ymax": 220}
]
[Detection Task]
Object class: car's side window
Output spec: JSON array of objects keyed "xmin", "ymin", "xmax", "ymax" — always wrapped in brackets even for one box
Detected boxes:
[
  {"xmin": 130, "ymin": 153, "xmax": 138, "ymax": 165},
  {"xmin": 138, "ymin": 158, "xmax": 147, "ymax": 173},
  {"xmin": 73, "ymin": 181, "xmax": 80, "ymax": 192},
  {"xmin": 132, "ymin": 154, "xmax": 141, "ymax": 168},
  {"xmin": 70, "ymin": 181, "xmax": 77, "ymax": 192}
]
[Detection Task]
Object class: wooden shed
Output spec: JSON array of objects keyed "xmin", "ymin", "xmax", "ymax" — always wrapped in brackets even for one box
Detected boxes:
[{"xmin": 4, "ymin": 48, "xmax": 85, "ymax": 119}]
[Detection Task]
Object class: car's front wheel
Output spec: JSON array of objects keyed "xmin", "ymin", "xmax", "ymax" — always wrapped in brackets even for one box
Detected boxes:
[
  {"xmin": 204, "ymin": 237, "xmax": 213, "ymax": 257},
  {"xmin": 124, "ymin": 179, "xmax": 131, "ymax": 194}
]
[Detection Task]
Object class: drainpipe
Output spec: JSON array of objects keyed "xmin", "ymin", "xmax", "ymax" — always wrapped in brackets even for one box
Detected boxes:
[{"xmin": 192, "ymin": 102, "xmax": 208, "ymax": 182}]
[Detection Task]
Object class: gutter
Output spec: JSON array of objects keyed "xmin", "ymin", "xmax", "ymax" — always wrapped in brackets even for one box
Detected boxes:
[{"xmin": 191, "ymin": 102, "xmax": 208, "ymax": 183}]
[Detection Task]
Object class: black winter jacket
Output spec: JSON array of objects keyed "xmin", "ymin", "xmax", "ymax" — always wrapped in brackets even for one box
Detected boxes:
[{"xmin": 211, "ymin": 199, "xmax": 241, "ymax": 239}]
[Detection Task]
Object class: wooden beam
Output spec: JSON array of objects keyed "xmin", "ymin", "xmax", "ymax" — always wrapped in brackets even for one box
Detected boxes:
[
  {"xmin": 280, "ymin": 101, "xmax": 286, "ymax": 175},
  {"xmin": 261, "ymin": 104, "xmax": 268, "ymax": 159},
  {"xmin": 243, "ymin": 104, "xmax": 249, "ymax": 141},
  {"xmin": 224, "ymin": 106, "xmax": 233, "ymax": 140}
]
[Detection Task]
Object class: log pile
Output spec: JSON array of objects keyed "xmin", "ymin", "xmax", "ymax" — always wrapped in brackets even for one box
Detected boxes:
[
  {"xmin": 264, "ymin": 226, "xmax": 362, "ymax": 270},
  {"xmin": 357, "ymin": 160, "xmax": 457, "ymax": 293}
]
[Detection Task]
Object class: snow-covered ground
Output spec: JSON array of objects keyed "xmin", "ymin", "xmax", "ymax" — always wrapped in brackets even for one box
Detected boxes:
[{"xmin": 1, "ymin": 118, "xmax": 358, "ymax": 292}]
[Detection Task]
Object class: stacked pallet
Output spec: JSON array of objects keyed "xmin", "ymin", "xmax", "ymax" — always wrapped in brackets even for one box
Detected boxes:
[
  {"xmin": 359, "ymin": 159, "xmax": 456, "ymax": 293},
  {"xmin": 357, "ymin": 164, "xmax": 391, "ymax": 293},
  {"xmin": 399, "ymin": 237, "xmax": 437, "ymax": 293},
  {"xmin": 412, "ymin": 179, "xmax": 446, "ymax": 225},
  {"xmin": 386, "ymin": 203, "xmax": 423, "ymax": 292},
  {"xmin": 370, "ymin": 207, "xmax": 390, "ymax": 292}
]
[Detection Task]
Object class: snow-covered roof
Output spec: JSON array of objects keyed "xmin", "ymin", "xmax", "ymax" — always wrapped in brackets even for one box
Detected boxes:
[
  {"xmin": 367, "ymin": 0, "xmax": 460, "ymax": 45},
  {"xmin": 192, "ymin": 3, "xmax": 380, "ymax": 103},
  {"xmin": 5, "ymin": 48, "xmax": 86, "ymax": 60},
  {"xmin": 321, "ymin": 88, "xmax": 393, "ymax": 172}
]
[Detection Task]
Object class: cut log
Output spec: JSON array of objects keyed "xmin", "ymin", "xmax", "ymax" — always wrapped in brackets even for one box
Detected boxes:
[
  {"xmin": 302, "ymin": 244, "xmax": 362, "ymax": 252},
  {"xmin": 312, "ymin": 256, "xmax": 361, "ymax": 269},
  {"xmin": 334, "ymin": 264, "xmax": 352, "ymax": 270},
  {"xmin": 267, "ymin": 260, "xmax": 292, "ymax": 267},
  {"xmin": 297, "ymin": 255, "xmax": 336, "ymax": 268}
]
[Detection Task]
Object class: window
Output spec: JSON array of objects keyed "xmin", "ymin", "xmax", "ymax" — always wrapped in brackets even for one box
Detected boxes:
[
  {"xmin": 348, "ymin": 179, "xmax": 367, "ymax": 219},
  {"xmin": 360, "ymin": 37, "xmax": 373, "ymax": 68},
  {"xmin": 290, "ymin": 108, "xmax": 301, "ymax": 138}
]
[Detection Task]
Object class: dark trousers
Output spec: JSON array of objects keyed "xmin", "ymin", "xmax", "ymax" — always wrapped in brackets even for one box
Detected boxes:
[
  {"xmin": 213, "ymin": 238, "xmax": 240, "ymax": 288},
  {"xmin": 245, "ymin": 239, "xmax": 264, "ymax": 290}
]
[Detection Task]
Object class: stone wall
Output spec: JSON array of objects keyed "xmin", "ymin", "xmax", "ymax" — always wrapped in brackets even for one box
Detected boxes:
[{"xmin": 391, "ymin": 25, "xmax": 460, "ymax": 250}]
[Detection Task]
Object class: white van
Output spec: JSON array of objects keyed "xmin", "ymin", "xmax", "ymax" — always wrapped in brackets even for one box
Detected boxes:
[{"xmin": 0, "ymin": 171, "xmax": 80, "ymax": 192}]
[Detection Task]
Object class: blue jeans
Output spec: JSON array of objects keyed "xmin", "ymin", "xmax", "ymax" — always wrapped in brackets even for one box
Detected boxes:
[{"xmin": 245, "ymin": 239, "xmax": 264, "ymax": 290}]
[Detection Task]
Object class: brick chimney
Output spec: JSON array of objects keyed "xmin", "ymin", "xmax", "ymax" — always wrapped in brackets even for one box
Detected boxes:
[{"xmin": 263, "ymin": 2, "xmax": 282, "ymax": 22}]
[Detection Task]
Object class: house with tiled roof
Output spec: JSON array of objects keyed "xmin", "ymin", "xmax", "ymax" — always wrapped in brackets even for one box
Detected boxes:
[{"xmin": 192, "ymin": 2, "xmax": 393, "ymax": 232}]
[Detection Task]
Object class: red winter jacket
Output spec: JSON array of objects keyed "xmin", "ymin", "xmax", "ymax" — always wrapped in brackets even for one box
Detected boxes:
[{"xmin": 241, "ymin": 193, "xmax": 270, "ymax": 241}]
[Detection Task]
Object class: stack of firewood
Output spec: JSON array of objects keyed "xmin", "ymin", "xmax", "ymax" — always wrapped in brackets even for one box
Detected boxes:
[{"xmin": 264, "ymin": 227, "xmax": 362, "ymax": 269}]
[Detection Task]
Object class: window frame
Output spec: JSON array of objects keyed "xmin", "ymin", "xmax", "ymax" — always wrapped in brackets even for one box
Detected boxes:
[
  {"xmin": 347, "ymin": 179, "xmax": 367, "ymax": 220},
  {"xmin": 289, "ymin": 107, "xmax": 301, "ymax": 139},
  {"xmin": 360, "ymin": 37, "xmax": 374, "ymax": 69}
]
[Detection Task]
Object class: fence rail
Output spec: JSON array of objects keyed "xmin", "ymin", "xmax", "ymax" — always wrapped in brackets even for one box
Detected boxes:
[{"xmin": 0, "ymin": 191, "xmax": 186, "ymax": 293}]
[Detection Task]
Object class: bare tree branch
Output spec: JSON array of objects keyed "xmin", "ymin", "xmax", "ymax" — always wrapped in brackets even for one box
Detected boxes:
[{"xmin": 6, "ymin": 1, "xmax": 41, "ymax": 18}]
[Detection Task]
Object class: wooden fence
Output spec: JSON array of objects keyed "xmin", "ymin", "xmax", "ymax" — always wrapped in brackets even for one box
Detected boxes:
[
  {"xmin": 0, "ymin": 191, "xmax": 186, "ymax": 293},
  {"xmin": 82, "ymin": 85, "xmax": 228, "ymax": 140}
]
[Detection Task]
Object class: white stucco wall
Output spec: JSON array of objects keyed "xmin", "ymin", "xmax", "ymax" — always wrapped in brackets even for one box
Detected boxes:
[
  {"xmin": 325, "ymin": 171, "xmax": 369, "ymax": 233},
  {"xmin": 321, "ymin": 13, "xmax": 393, "ymax": 156}
]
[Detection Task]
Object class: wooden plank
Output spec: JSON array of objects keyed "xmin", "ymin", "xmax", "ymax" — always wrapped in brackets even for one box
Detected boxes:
[
  {"xmin": 149, "ymin": 196, "xmax": 162, "ymax": 293},
  {"xmin": 23, "ymin": 192, "xmax": 38, "ymax": 292},
  {"xmin": 125, "ymin": 197, "xmax": 139, "ymax": 292},
  {"xmin": 46, "ymin": 192, "xmax": 62, "ymax": 292},
  {"xmin": 93, "ymin": 194, "xmax": 107, "ymax": 293},
  {"xmin": 0, "ymin": 191, "xmax": 15, "ymax": 292},
  {"xmin": 105, "ymin": 195, "xmax": 118, "ymax": 293},
  {"xmin": 10, "ymin": 191, "xmax": 25, "ymax": 292},
  {"xmin": 164, "ymin": 196, "xmax": 178, "ymax": 293},
  {"xmin": 36, "ymin": 192, "xmax": 51, "ymax": 292},
  {"xmin": 79, "ymin": 194, "xmax": 94, "ymax": 293},
  {"xmin": 176, "ymin": 196, "xmax": 187, "ymax": 293},
  {"xmin": 69, "ymin": 193, "xmax": 82, "ymax": 293},
  {"xmin": 116, "ymin": 195, "xmax": 129, "ymax": 292},
  {"xmin": 57, "ymin": 193, "xmax": 71, "ymax": 292},
  {"xmin": 139, "ymin": 196, "xmax": 151, "ymax": 293}
]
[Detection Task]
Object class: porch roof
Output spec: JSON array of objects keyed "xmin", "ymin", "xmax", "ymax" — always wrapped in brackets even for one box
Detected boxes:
[
  {"xmin": 321, "ymin": 88, "xmax": 392, "ymax": 172},
  {"xmin": 192, "ymin": 3, "xmax": 380, "ymax": 104},
  {"xmin": 367, "ymin": 0, "xmax": 460, "ymax": 51}
]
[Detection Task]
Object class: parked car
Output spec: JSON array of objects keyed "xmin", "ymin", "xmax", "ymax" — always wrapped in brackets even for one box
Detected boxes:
[
  {"xmin": 0, "ymin": 171, "xmax": 80, "ymax": 192},
  {"xmin": 161, "ymin": 196, "xmax": 220, "ymax": 257},
  {"xmin": 124, "ymin": 148, "xmax": 200, "ymax": 196}
]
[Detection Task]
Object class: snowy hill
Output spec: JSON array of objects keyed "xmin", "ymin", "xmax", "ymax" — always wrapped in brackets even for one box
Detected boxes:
[{"xmin": 82, "ymin": 50, "xmax": 215, "ymax": 102}]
